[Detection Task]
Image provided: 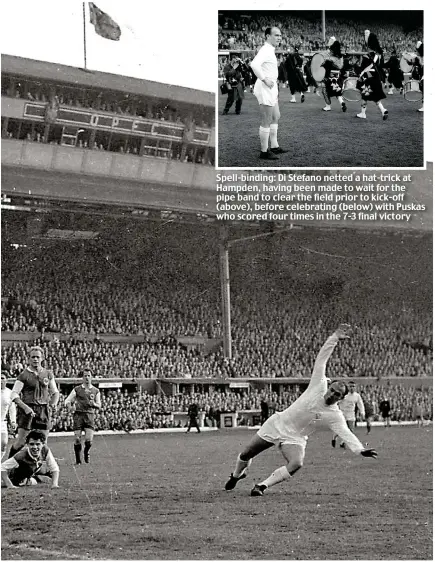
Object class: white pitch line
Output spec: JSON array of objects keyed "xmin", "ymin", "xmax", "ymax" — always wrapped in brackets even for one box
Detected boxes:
[{"xmin": 3, "ymin": 542, "xmax": 92, "ymax": 560}]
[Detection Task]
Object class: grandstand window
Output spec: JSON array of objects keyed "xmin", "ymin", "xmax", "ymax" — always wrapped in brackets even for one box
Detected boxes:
[
  {"xmin": 94, "ymin": 130, "xmax": 109, "ymax": 151},
  {"xmin": 47, "ymin": 124, "xmax": 64, "ymax": 145},
  {"xmin": 1, "ymin": 75, "xmax": 11, "ymax": 96},
  {"xmin": 5, "ymin": 118, "xmax": 21, "ymax": 139}
]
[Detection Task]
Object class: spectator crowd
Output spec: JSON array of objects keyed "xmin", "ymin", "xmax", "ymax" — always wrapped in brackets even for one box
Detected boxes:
[
  {"xmin": 46, "ymin": 384, "xmax": 432, "ymax": 432},
  {"xmin": 218, "ymin": 12, "xmax": 422, "ymax": 54},
  {"xmin": 1, "ymin": 220, "xmax": 432, "ymax": 381}
]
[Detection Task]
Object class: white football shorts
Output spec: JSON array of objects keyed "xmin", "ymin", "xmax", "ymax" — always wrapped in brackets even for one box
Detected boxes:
[
  {"xmin": 253, "ymin": 79, "xmax": 279, "ymax": 106},
  {"xmin": 1, "ymin": 420, "xmax": 8, "ymax": 435},
  {"xmin": 257, "ymin": 413, "xmax": 308, "ymax": 448}
]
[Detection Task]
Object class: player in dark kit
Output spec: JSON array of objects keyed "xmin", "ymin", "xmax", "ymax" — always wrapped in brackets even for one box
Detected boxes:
[
  {"xmin": 1, "ymin": 429, "xmax": 59, "ymax": 489},
  {"xmin": 64, "ymin": 369, "xmax": 101, "ymax": 464},
  {"xmin": 379, "ymin": 398, "xmax": 391, "ymax": 427},
  {"xmin": 9, "ymin": 346, "xmax": 59, "ymax": 457},
  {"xmin": 186, "ymin": 403, "xmax": 201, "ymax": 433}
]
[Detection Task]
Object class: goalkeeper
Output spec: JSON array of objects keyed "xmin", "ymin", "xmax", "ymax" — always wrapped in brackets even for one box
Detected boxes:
[{"xmin": 225, "ymin": 324, "xmax": 378, "ymax": 497}]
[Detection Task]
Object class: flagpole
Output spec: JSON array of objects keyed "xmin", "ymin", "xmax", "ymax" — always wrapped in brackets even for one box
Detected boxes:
[{"xmin": 83, "ymin": 2, "xmax": 87, "ymax": 69}]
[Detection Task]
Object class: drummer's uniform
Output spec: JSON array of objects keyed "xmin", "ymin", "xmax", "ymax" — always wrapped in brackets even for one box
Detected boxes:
[
  {"xmin": 384, "ymin": 54, "xmax": 404, "ymax": 91},
  {"xmin": 356, "ymin": 52, "xmax": 386, "ymax": 104},
  {"xmin": 321, "ymin": 55, "xmax": 345, "ymax": 104},
  {"xmin": 14, "ymin": 367, "xmax": 57, "ymax": 431},
  {"xmin": 411, "ymin": 55, "xmax": 424, "ymax": 98},
  {"xmin": 250, "ymin": 43, "xmax": 279, "ymax": 107},
  {"xmin": 284, "ymin": 52, "xmax": 308, "ymax": 97}
]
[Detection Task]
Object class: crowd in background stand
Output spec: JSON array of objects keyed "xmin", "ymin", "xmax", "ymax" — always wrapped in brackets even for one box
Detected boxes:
[
  {"xmin": 218, "ymin": 13, "xmax": 422, "ymax": 54},
  {"xmin": 43, "ymin": 384, "xmax": 432, "ymax": 433},
  {"xmin": 2, "ymin": 224, "xmax": 432, "ymax": 381}
]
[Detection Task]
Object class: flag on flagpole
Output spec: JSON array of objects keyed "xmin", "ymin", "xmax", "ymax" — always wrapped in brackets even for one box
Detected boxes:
[{"xmin": 89, "ymin": 2, "xmax": 121, "ymax": 41}]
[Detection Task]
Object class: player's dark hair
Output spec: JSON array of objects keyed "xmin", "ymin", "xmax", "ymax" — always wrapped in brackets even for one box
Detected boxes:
[
  {"xmin": 26, "ymin": 430, "xmax": 46, "ymax": 443},
  {"xmin": 265, "ymin": 27, "xmax": 272, "ymax": 38},
  {"xmin": 330, "ymin": 380, "xmax": 349, "ymax": 397}
]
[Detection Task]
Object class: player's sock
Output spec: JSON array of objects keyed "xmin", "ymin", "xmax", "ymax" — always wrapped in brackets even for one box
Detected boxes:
[
  {"xmin": 233, "ymin": 455, "xmax": 252, "ymax": 478},
  {"xmin": 259, "ymin": 126, "xmax": 270, "ymax": 152},
  {"xmin": 361, "ymin": 106, "xmax": 367, "ymax": 116},
  {"xmin": 8, "ymin": 444, "xmax": 23, "ymax": 458},
  {"xmin": 269, "ymin": 124, "xmax": 279, "ymax": 149},
  {"xmin": 377, "ymin": 102, "xmax": 386, "ymax": 114},
  {"xmin": 259, "ymin": 465, "xmax": 291, "ymax": 489},
  {"xmin": 84, "ymin": 440, "xmax": 92, "ymax": 463},
  {"xmin": 74, "ymin": 443, "xmax": 82, "ymax": 464},
  {"xmin": 338, "ymin": 96, "xmax": 344, "ymax": 104}
]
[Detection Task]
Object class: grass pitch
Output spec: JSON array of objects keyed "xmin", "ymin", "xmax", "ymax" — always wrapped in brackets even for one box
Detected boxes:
[
  {"xmin": 217, "ymin": 87, "xmax": 424, "ymax": 168},
  {"xmin": 1, "ymin": 426, "xmax": 432, "ymax": 560}
]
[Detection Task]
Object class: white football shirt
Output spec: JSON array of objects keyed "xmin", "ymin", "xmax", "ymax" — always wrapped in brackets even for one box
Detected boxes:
[{"xmin": 273, "ymin": 334, "xmax": 365, "ymax": 454}]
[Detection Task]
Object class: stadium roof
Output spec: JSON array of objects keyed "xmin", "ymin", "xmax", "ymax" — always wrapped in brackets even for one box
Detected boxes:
[{"xmin": 1, "ymin": 54, "xmax": 214, "ymax": 108}]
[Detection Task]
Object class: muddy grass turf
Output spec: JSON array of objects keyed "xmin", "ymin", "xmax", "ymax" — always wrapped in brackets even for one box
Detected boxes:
[
  {"xmin": 217, "ymin": 88, "xmax": 424, "ymax": 168},
  {"xmin": 1, "ymin": 426, "xmax": 432, "ymax": 560}
]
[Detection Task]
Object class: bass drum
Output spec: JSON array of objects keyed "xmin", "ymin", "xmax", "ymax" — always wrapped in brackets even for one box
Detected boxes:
[
  {"xmin": 403, "ymin": 80, "xmax": 423, "ymax": 102},
  {"xmin": 342, "ymin": 77, "xmax": 361, "ymax": 102},
  {"xmin": 400, "ymin": 53, "xmax": 415, "ymax": 73},
  {"xmin": 310, "ymin": 52, "xmax": 326, "ymax": 82}
]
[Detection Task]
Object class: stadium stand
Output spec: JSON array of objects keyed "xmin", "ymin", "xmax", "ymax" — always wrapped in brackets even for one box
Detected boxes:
[
  {"xmin": 2, "ymin": 219, "xmax": 432, "ymax": 380},
  {"xmin": 218, "ymin": 11, "xmax": 423, "ymax": 54},
  {"xmin": 46, "ymin": 384, "xmax": 432, "ymax": 432},
  {"xmin": 2, "ymin": 54, "xmax": 214, "ymax": 165}
]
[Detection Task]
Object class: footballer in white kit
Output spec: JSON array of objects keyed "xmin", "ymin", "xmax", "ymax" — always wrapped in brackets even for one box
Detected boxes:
[
  {"xmin": 225, "ymin": 324, "xmax": 377, "ymax": 496},
  {"xmin": 332, "ymin": 381, "xmax": 365, "ymax": 448},
  {"xmin": 1, "ymin": 373, "xmax": 36, "ymax": 459},
  {"xmin": 249, "ymin": 27, "xmax": 288, "ymax": 160}
]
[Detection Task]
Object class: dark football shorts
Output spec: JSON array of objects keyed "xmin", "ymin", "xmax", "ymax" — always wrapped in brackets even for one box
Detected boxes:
[
  {"xmin": 73, "ymin": 412, "xmax": 95, "ymax": 431},
  {"xmin": 17, "ymin": 404, "xmax": 51, "ymax": 431}
]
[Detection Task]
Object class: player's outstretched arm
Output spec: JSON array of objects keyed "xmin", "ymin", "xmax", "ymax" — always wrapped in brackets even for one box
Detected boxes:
[{"xmin": 309, "ymin": 324, "xmax": 352, "ymax": 387}]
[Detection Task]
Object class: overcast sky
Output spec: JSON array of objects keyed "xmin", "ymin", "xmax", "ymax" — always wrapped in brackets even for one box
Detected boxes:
[{"xmin": 1, "ymin": 1, "xmax": 218, "ymax": 92}]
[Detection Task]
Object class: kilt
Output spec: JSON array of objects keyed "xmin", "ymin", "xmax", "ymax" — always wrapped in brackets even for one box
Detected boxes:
[
  {"xmin": 357, "ymin": 74, "xmax": 386, "ymax": 102},
  {"xmin": 324, "ymin": 76, "xmax": 344, "ymax": 98}
]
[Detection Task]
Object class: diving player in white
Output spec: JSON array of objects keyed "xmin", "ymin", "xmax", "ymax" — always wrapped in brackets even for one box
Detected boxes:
[
  {"xmin": 331, "ymin": 380, "xmax": 365, "ymax": 449},
  {"xmin": 225, "ymin": 324, "xmax": 377, "ymax": 496},
  {"xmin": 250, "ymin": 27, "xmax": 288, "ymax": 160}
]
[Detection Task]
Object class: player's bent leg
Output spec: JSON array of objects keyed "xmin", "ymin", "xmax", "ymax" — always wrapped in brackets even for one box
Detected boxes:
[
  {"xmin": 8, "ymin": 427, "xmax": 29, "ymax": 458},
  {"xmin": 225, "ymin": 435, "xmax": 273, "ymax": 491},
  {"xmin": 251, "ymin": 443, "xmax": 305, "ymax": 497},
  {"xmin": 1, "ymin": 431, "xmax": 8, "ymax": 460}
]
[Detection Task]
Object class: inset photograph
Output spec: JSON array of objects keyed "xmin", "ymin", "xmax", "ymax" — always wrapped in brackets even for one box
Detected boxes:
[{"xmin": 217, "ymin": 10, "xmax": 424, "ymax": 168}]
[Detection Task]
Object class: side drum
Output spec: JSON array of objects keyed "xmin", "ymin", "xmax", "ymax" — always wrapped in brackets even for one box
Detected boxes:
[
  {"xmin": 342, "ymin": 77, "xmax": 361, "ymax": 102},
  {"xmin": 403, "ymin": 80, "xmax": 422, "ymax": 102}
]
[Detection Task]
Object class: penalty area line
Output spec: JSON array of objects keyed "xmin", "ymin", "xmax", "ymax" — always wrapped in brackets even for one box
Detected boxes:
[{"xmin": 2, "ymin": 542, "xmax": 92, "ymax": 560}]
